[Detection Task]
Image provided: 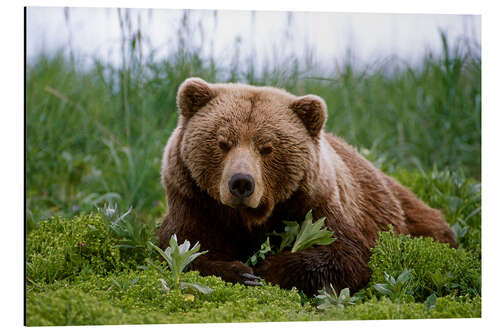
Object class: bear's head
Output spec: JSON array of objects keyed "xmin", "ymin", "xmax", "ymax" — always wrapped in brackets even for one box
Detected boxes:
[{"xmin": 177, "ymin": 77, "xmax": 327, "ymax": 226}]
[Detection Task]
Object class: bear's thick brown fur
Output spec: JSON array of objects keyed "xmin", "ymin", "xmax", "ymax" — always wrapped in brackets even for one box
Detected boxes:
[{"xmin": 158, "ymin": 77, "xmax": 457, "ymax": 296}]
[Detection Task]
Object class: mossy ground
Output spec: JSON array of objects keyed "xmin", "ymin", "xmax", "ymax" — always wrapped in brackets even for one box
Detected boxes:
[{"xmin": 25, "ymin": 169, "xmax": 481, "ymax": 326}]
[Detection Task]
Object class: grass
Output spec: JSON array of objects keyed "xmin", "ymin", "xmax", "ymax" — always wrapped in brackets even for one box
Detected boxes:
[
  {"xmin": 26, "ymin": 10, "xmax": 480, "ymax": 325},
  {"xmin": 26, "ymin": 25, "xmax": 480, "ymax": 229}
]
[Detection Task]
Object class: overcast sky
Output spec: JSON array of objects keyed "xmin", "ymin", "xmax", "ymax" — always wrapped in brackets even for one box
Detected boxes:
[{"xmin": 26, "ymin": 7, "xmax": 481, "ymax": 69}]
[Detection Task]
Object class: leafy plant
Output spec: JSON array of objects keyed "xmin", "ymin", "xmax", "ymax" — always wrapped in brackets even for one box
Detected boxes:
[
  {"xmin": 424, "ymin": 293, "xmax": 437, "ymax": 312},
  {"xmin": 270, "ymin": 221, "xmax": 300, "ymax": 252},
  {"xmin": 97, "ymin": 201, "xmax": 157, "ymax": 260},
  {"xmin": 451, "ymin": 220, "xmax": 469, "ymax": 242},
  {"xmin": 148, "ymin": 235, "xmax": 212, "ymax": 294},
  {"xmin": 372, "ymin": 269, "xmax": 414, "ymax": 302},
  {"xmin": 429, "ymin": 270, "xmax": 456, "ymax": 291},
  {"xmin": 246, "ymin": 237, "xmax": 273, "ymax": 266},
  {"xmin": 315, "ymin": 286, "xmax": 360, "ymax": 310},
  {"xmin": 98, "ymin": 201, "xmax": 132, "ymax": 232},
  {"xmin": 290, "ymin": 210, "xmax": 336, "ymax": 253},
  {"xmin": 247, "ymin": 210, "xmax": 336, "ymax": 266}
]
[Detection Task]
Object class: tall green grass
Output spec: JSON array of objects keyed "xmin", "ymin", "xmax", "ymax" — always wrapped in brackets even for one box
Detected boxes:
[{"xmin": 26, "ymin": 11, "xmax": 481, "ymax": 227}]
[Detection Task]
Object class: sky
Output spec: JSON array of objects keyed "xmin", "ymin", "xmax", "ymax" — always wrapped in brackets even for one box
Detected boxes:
[{"xmin": 26, "ymin": 7, "xmax": 481, "ymax": 69}]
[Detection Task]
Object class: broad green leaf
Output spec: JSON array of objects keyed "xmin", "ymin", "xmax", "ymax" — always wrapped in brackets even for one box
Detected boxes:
[
  {"xmin": 424, "ymin": 293, "xmax": 437, "ymax": 311},
  {"xmin": 271, "ymin": 220, "xmax": 300, "ymax": 252},
  {"xmin": 114, "ymin": 244, "xmax": 136, "ymax": 249},
  {"xmin": 384, "ymin": 271, "xmax": 396, "ymax": 285},
  {"xmin": 339, "ymin": 287, "xmax": 350, "ymax": 302},
  {"xmin": 145, "ymin": 258, "xmax": 167, "ymax": 276},
  {"xmin": 158, "ymin": 278, "xmax": 170, "ymax": 292},
  {"xmin": 316, "ymin": 302, "xmax": 331, "ymax": 310},
  {"xmin": 291, "ymin": 210, "xmax": 336, "ymax": 253},
  {"xmin": 149, "ymin": 242, "xmax": 171, "ymax": 265},
  {"xmin": 110, "ymin": 278, "xmax": 121, "ymax": 289},
  {"xmin": 397, "ymin": 269, "xmax": 411, "ymax": 284},
  {"xmin": 373, "ymin": 283, "xmax": 392, "ymax": 295}
]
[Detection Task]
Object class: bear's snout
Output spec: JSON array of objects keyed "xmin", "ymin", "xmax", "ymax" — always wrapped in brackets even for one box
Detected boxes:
[
  {"xmin": 229, "ymin": 173, "xmax": 255, "ymax": 200},
  {"xmin": 219, "ymin": 146, "xmax": 264, "ymax": 210}
]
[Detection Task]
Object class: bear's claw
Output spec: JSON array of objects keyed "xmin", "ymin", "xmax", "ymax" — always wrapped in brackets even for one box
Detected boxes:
[
  {"xmin": 240, "ymin": 272, "xmax": 262, "ymax": 286},
  {"xmin": 240, "ymin": 273, "xmax": 261, "ymax": 280},
  {"xmin": 243, "ymin": 280, "xmax": 262, "ymax": 287}
]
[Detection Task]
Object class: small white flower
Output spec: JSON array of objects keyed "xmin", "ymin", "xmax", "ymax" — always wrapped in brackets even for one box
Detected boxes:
[{"xmin": 104, "ymin": 202, "xmax": 117, "ymax": 218}]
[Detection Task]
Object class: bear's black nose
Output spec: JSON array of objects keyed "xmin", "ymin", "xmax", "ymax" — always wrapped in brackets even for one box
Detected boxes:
[{"xmin": 229, "ymin": 173, "xmax": 255, "ymax": 199}]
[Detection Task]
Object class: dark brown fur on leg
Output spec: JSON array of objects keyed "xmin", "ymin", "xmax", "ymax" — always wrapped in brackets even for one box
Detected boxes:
[{"xmin": 383, "ymin": 175, "xmax": 458, "ymax": 248}]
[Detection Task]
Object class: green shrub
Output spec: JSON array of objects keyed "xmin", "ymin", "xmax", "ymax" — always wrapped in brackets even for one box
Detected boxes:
[
  {"xmin": 97, "ymin": 202, "xmax": 158, "ymax": 264},
  {"xmin": 26, "ymin": 214, "xmax": 140, "ymax": 283},
  {"xmin": 27, "ymin": 288, "xmax": 131, "ymax": 326},
  {"xmin": 368, "ymin": 229, "xmax": 481, "ymax": 301},
  {"xmin": 392, "ymin": 168, "xmax": 481, "ymax": 255}
]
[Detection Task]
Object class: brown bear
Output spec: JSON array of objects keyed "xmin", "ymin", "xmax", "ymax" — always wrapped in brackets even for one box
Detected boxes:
[{"xmin": 158, "ymin": 77, "xmax": 458, "ymax": 297}]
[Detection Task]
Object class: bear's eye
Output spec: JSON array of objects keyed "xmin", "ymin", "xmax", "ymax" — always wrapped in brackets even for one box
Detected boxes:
[
  {"xmin": 218, "ymin": 139, "xmax": 231, "ymax": 152},
  {"xmin": 259, "ymin": 145, "xmax": 273, "ymax": 155}
]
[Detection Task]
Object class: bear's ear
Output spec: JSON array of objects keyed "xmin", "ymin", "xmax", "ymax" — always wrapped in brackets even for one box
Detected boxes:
[
  {"xmin": 289, "ymin": 95, "xmax": 327, "ymax": 138},
  {"xmin": 177, "ymin": 77, "xmax": 216, "ymax": 119}
]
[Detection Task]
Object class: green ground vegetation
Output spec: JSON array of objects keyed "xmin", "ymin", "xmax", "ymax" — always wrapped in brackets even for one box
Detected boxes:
[{"xmin": 26, "ymin": 168, "xmax": 481, "ymax": 325}]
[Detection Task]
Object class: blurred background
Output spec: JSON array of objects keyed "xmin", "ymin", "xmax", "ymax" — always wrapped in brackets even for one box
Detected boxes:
[{"xmin": 26, "ymin": 7, "xmax": 481, "ymax": 229}]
